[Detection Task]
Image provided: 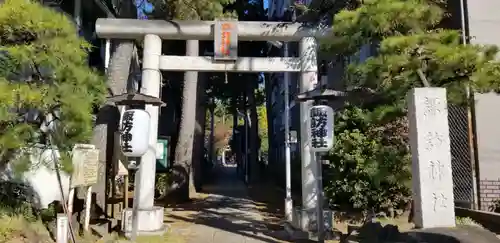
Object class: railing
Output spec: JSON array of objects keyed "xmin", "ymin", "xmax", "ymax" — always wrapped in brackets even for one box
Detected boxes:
[
  {"xmin": 455, "ymin": 207, "xmax": 500, "ymax": 233},
  {"xmin": 448, "ymin": 104, "xmax": 475, "ymax": 208}
]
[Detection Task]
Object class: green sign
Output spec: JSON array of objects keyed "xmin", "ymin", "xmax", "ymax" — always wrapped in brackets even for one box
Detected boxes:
[{"xmin": 156, "ymin": 137, "xmax": 169, "ymax": 172}]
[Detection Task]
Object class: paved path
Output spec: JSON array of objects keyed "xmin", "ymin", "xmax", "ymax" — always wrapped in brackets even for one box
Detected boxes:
[{"xmin": 165, "ymin": 163, "xmax": 290, "ymax": 243}]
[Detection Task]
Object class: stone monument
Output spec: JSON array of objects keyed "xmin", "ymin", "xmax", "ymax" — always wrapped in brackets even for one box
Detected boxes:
[{"xmin": 408, "ymin": 88, "xmax": 456, "ymax": 228}]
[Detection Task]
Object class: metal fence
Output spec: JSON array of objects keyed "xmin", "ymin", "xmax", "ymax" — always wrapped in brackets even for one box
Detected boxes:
[{"xmin": 448, "ymin": 104, "xmax": 475, "ymax": 208}]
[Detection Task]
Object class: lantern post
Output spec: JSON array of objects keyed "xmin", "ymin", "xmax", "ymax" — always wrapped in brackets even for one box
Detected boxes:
[
  {"xmin": 108, "ymin": 91, "xmax": 165, "ymax": 240},
  {"xmin": 296, "ymin": 86, "xmax": 376, "ymax": 241}
]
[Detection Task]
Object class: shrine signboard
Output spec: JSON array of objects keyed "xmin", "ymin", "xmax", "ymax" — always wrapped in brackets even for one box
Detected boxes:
[
  {"xmin": 309, "ymin": 105, "xmax": 334, "ymax": 152},
  {"xmin": 214, "ymin": 20, "xmax": 238, "ymax": 61},
  {"xmin": 71, "ymin": 144, "xmax": 99, "ymax": 188}
]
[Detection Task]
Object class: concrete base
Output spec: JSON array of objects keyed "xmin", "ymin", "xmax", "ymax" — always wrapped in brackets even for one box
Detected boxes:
[
  {"xmin": 286, "ymin": 207, "xmax": 335, "ymax": 240},
  {"xmin": 292, "ymin": 207, "xmax": 333, "ymax": 232},
  {"xmin": 284, "ymin": 222, "xmax": 337, "ymax": 241},
  {"xmin": 121, "ymin": 206, "xmax": 166, "ymax": 237},
  {"xmin": 285, "ymin": 198, "xmax": 293, "ymax": 222}
]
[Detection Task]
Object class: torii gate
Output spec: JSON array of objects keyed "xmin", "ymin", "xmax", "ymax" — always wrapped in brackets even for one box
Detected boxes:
[{"xmin": 95, "ymin": 18, "xmax": 331, "ymax": 235}]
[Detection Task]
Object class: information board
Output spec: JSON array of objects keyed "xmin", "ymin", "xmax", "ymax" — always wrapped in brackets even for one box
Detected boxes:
[{"xmin": 71, "ymin": 144, "xmax": 99, "ymax": 188}]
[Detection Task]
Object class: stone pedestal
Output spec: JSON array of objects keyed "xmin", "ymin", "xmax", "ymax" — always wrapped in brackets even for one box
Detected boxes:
[
  {"xmin": 408, "ymin": 88, "xmax": 456, "ymax": 228},
  {"xmin": 286, "ymin": 207, "xmax": 335, "ymax": 240},
  {"xmin": 291, "ymin": 207, "xmax": 333, "ymax": 232},
  {"xmin": 121, "ymin": 207, "xmax": 166, "ymax": 236}
]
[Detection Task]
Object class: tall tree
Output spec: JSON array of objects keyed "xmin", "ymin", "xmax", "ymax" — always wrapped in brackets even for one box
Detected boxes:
[
  {"xmin": 151, "ymin": 0, "xmax": 235, "ymax": 201},
  {"xmin": 314, "ymin": 0, "xmax": 500, "ymax": 212},
  {"xmin": 0, "ymin": 0, "xmax": 105, "ymax": 175},
  {"xmin": 91, "ymin": 0, "xmax": 139, "ymax": 217},
  {"xmin": 247, "ymin": 79, "xmax": 259, "ymax": 181},
  {"xmin": 224, "ymin": 0, "xmax": 267, "ymax": 182},
  {"xmin": 171, "ymin": 39, "xmax": 200, "ymax": 199}
]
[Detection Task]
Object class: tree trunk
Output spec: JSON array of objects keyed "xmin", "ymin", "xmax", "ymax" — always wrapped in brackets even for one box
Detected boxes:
[
  {"xmin": 264, "ymin": 74, "xmax": 274, "ymax": 178},
  {"xmin": 231, "ymin": 95, "xmax": 241, "ymax": 175},
  {"xmin": 192, "ymin": 73, "xmax": 207, "ymax": 190},
  {"xmin": 247, "ymin": 81, "xmax": 259, "ymax": 183},
  {"xmin": 168, "ymin": 40, "xmax": 199, "ymax": 202},
  {"xmin": 89, "ymin": 0, "xmax": 137, "ymax": 219},
  {"xmin": 241, "ymin": 87, "xmax": 248, "ymax": 182},
  {"xmin": 232, "ymin": 97, "xmax": 238, "ymax": 136},
  {"xmin": 90, "ymin": 41, "xmax": 134, "ymax": 218},
  {"xmin": 208, "ymin": 104, "xmax": 215, "ymax": 166}
]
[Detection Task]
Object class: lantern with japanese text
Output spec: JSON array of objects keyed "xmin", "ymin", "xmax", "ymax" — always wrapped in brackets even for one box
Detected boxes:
[
  {"xmin": 309, "ymin": 105, "xmax": 334, "ymax": 152},
  {"xmin": 120, "ymin": 109, "xmax": 151, "ymax": 157}
]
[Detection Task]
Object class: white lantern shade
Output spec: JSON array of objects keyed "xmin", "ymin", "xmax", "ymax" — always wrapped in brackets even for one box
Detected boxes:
[
  {"xmin": 309, "ymin": 105, "xmax": 334, "ymax": 152},
  {"xmin": 120, "ymin": 109, "xmax": 151, "ymax": 157}
]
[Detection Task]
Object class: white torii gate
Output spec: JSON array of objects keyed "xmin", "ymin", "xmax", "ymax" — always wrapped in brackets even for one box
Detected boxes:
[{"xmin": 96, "ymin": 18, "xmax": 332, "ymax": 235}]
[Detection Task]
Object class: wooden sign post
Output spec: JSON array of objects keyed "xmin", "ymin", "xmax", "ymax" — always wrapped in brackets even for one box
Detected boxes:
[
  {"xmin": 56, "ymin": 214, "xmax": 69, "ymax": 243},
  {"xmin": 67, "ymin": 144, "xmax": 99, "ymax": 231}
]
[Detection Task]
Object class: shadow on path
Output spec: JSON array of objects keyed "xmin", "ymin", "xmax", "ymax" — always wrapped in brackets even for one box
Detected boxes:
[{"xmin": 163, "ymin": 163, "xmax": 305, "ymax": 243}]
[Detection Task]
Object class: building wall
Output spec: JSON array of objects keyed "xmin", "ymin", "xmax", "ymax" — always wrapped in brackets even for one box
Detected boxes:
[
  {"xmin": 474, "ymin": 93, "xmax": 500, "ymax": 210},
  {"xmin": 466, "ymin": 0, "xmax": 500, "ymax": 46},
  {"xmin": 463, "ymin": 0, "xmax": 500, "ymax": 210}
]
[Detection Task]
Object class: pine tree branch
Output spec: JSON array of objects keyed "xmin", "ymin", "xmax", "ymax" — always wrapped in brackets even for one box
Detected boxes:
[{"xmin": 416, "ymin": 68, "xmax": 431, "ymax": 87}]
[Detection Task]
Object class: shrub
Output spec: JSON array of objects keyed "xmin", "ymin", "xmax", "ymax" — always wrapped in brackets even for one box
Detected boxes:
[
  {"xmin": 456, "ymin": 217, "xmax": 483, "ymax": 228},
  {"xmin": 324, "ymin": 106, "xmax": 412, "ymax": 213},
  {"xmin": 0, "ymin": 182, "xmax": 39, "ymax": 221}
]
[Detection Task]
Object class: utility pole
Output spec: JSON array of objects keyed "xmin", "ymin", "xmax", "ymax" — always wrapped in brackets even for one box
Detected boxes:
[
  {"xmin": 284, "ymin": 41, "xmax": 293, "ymax": 222},
  {"xmin": 74, "ymin": 0, "xmax": 81, "ymax": 33},
  {"xmin": 459, "ymin": 0, "xmax": 479, "ymax": 210},
  {"xmin": 283, "ymin": 7, "xmax": 297, "ymax": 223}
]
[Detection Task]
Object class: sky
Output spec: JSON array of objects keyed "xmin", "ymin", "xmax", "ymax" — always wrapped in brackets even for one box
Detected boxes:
[{"xmin": 264, "ymin": 0, "xmax": 269, "ymax": 10}]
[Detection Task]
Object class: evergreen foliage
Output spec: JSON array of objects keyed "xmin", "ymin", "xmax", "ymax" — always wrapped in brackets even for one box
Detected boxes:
[
  {"xmin": 321, "ymin": 0, "xmax": 500, "ymax": 212},
  {"xmin": 0, "ymin": 0, "xmax": 106, "ymax": 170},
  {"xmin": 257, "ymin": 105, "xmax": 268, "ymax": 153},
  {"xmin": 149, "ymin": 0, "xmax": 236, "ymax": 20}
]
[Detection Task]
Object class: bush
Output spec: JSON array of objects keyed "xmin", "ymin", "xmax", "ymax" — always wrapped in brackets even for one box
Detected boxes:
[
  {"xmin": 0, "ymin": 182, "xmax": 39, "ymax": 221},
  {"xmin": 324, "ymin": 106, "xmax": 411, "ymax": 213},
  {"xmin": 456, "ymin": 217, "xmax": 483, "ymax": 228}
]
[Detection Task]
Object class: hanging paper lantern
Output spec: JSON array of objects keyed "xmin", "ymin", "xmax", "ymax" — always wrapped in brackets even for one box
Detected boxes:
[
  {"xmin": 120, "ymin": 109, "xmax": 151, "ymax": 157},
  {"xmin": 309, "ymin": 105, "xmax": 334, "ymax": 152}
]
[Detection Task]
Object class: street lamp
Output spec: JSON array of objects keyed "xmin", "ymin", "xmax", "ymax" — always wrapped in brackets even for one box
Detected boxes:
[
  {"xmin": 237, "ymin": 111, "xmax": 250, "ymax": 184},
  {"xmin": 283, "ymin": 5, "xmax": 298, "ymax": 224},
  {"xmin": 108, "ymin": 91, "xmax": 164, "ymax": 241}
]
